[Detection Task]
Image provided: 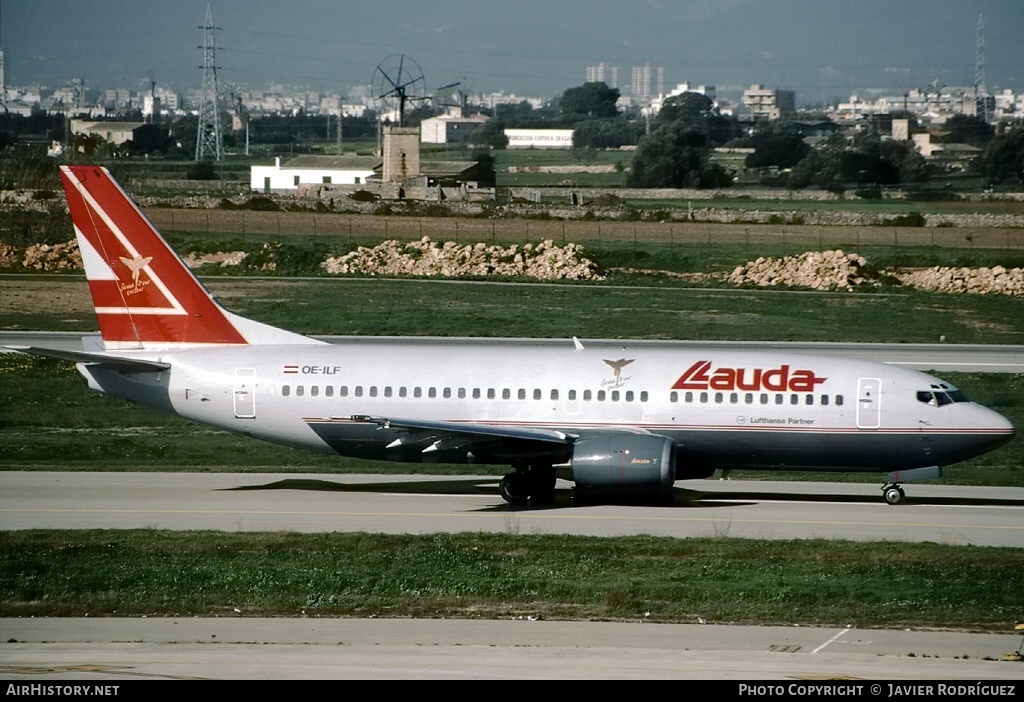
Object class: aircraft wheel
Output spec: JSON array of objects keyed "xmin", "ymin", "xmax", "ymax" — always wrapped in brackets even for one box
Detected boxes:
[
  {"xmin": 883, "ymin": 485, "xmax": 905, "ymax": 506},
  {"xmin": 499, "ymin": 473, "xmax": 529, "ymax": 504}
]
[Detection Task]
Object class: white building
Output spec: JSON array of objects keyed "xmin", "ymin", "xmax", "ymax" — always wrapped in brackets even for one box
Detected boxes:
[
  {"xmin": 421, "ymin": 114, "xmax": 489, "ymax": 144},
  {"xmin": 250, "ymin": 155, "xmax": 380, "ymax": 193},
  {"xmin": 504, "ymin": 129, "xmax": 574, "ymax": 149}
]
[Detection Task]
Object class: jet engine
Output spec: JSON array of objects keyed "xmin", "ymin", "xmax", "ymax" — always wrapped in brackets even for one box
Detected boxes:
[{"xmin": 570, "ymin": 434, "xmax": 676, "ymax": 492}]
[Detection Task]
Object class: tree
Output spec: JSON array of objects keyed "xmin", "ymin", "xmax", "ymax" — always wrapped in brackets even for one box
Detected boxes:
[
  {"xmin": 470, "ymin": 118, "xmax": 508, "ymax": 149},
  {"xmin": 627, "ymin": 122, "xmax": 731, "ymax": 188},
  {"xmin": 980, "ymin": 128, "xmax": 1024, "ymax": 184},
  {"xmin": 560, "ymin": 82, "xmax": 620, "ymax": 121},
  {"xmin": 655, "ymin": 93, "xmax": 714, "ymax": 127},
  {"xmin": 572, "ymin": 118, "xmax": 643, "ymax": 149},
  {"xmin": 944, "ymin": 115, "xmax": 995, "ymax": 148},
  {"xmin": 744, "ymin": 135, "xmax": 810, "ymax": 169}
]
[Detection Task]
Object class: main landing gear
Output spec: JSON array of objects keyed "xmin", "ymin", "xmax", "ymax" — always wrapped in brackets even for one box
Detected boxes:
[
  {"xmin": 499, "ymin": 461, "xmax": 556, "ymax": 505},
  {"xmin": 882, "ymin": 483, "xmax": 906, "ymax": 506}
]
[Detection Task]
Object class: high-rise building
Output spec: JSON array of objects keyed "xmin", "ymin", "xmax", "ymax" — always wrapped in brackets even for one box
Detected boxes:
[{"xmin": 586, "ymin": 63, "xmax": 619, "ymax": 89}]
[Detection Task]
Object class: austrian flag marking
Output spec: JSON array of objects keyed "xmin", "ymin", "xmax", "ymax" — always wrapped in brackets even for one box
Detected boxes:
[
  {"xmin": 672, "ymin": 360, "xmax": 827, "ymax": 392},
  {"xmin": 283, "ymin": 365, "xmax": 299, "ymax": 374}
]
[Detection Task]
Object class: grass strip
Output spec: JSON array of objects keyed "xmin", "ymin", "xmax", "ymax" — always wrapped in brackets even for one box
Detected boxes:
[{"xmin": 1, "ymin": 530, "xmax": 1021, "ymax": 631}]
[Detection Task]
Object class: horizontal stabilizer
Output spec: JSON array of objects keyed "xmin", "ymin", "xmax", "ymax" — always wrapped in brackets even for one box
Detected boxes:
[{"xmin": 4, "ymin": 346, "xmax": 170, "ymax": 373}]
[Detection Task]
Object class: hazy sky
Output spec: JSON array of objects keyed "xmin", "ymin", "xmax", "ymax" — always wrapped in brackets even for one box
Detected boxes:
[{"xmin": 4, "ymin": 0, "xmax": 1023, "ymax": 103}]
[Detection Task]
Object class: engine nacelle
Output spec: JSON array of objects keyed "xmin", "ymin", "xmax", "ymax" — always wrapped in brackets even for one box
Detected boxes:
[{"xmin": 570, "ymin": 433, "xmax": 676, "ymax": 490}]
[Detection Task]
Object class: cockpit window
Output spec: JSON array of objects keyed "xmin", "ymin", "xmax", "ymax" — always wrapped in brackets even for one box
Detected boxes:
[{"xmin": 917, "ymin": 387, "xmax": 969, "ymax": 406}]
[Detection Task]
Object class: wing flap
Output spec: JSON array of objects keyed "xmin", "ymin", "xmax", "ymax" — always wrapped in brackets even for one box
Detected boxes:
[{"xmin": 348, "ymin": 415, "xmax": 575, "ymax": 445}]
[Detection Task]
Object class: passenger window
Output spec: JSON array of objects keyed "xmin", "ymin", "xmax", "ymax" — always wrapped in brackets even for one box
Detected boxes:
[
  {"xmin": 502, "ymin": 389, "xmax": 511, "ymax": 400},
  {"xmin": 414, "ymin": 387, "xmax": 422, "ymax": 398},
  {"xmin": 551, "ymin": 389, "xmax": 559, "ymax": 401},
  {"xmin": 821, "ymin": 395, "xmax": 829, "ymax": 406},
  {"xmin": 584, "ymin": 390, "xmax": 592, "ymax": 401},
  {"xmin": 805, "ymin": 394, "xmax": 813, "ymax": 405},
  {"xmin": 487, "ymin": 389, "xmax": 495, "ymax": 400},
  {"xmin": 429, "ymin": 387, "xmax": 437, "ymax": 398},
  {"xmin": 518, "ymin": 389, "xmax": 526, "ymax": 400},
  {"xmin": 282, "ymin": 385, "xmax": 291, "ymax": 396},
  {"xmin": 568, "ymin": 390, "xmax": 577, "ymax": 401},
  {"xmin": 369, "ymin": 386, "xmax": 378, "ymax": 397},
  {"xmin": 443, "ymin": 387, "xmax": 451, "ymax": 399},
  {"xmin": 354, "ymin": 386, "xmax": 362, "ymax": 397},
  {"xmin": 296, "ymin": 386, "xmax": 305, "ymax": 397},
  {"xmin": 626, "ymin": 391, "xmax": 634, "ymax": 402},
  {"xmin": 458, "ymin": 388, "xmax": 466, "ymax": 399},
  {"xmin": 640, "ymin": 391, "xmax": 648, "ymax": 402},
  {"xmin": 311, "ymin": 386, "xmax": 319, "ymax": 397},
  {"xmin": 671, "ymin": 391, "xmax": 679, "ymax": 403},
  {"xmin": 341, "ymin": 386, "xmax": 348, "ymax": 397},
  {"xmin": 473, "ymin": 388, "xmax": 481, "ymax": 399},
  {"xmin": 836, "ymin": 395, "xmax": 844, "ymax": 406},
  {"xmin": 384, "ymin": 387, "xmax": 393, "ymax": 398},
  {"xmin": 714, "ymin": 392, "xmax": 723, "ymax": 404},
  {"xmin": 533, "ymin": 389, "xmax": 541, "ymax": 400},
  {"xmin": 700, "ymin": 392, "xmax": 708, "ymax": 403},
  {"xmin": 325, "ymin": 386, "xmax": 334, "ymax": 397},
  {"xmin": 611, "ymin": 391, "xmax": 620, "ymax": 402}
]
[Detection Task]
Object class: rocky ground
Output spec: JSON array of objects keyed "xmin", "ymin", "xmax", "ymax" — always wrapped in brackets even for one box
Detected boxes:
[{"xmin": 4, "ymin": 238, "xmax": 1022, "ymax": 296}]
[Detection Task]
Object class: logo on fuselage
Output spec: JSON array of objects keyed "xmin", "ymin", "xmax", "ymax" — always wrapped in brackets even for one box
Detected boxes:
[
  {"xmin": 602, "ymin": 358, "xmax": 634, "ymax": 388},
  {"xmin": 672, "ymin": 360, "xmax": 827, "ymax": 392}
]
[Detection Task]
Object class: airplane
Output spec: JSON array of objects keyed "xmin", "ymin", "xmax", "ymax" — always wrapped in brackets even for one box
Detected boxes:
[{"xmin": 6, "ymin": 165, "xmax": 1016, "ymax": 506}]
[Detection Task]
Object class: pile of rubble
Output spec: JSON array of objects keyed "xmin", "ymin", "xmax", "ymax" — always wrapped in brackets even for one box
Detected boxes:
[
  {"xmin": 2, "ymin": 240, "xmax": 84, "ymax": 271},
  {"xmin": 321, "ymin": 237, "xmax": 604, "ymax": 280},
  {"xmin": 888, "ymin": 265, "xmax": 1024, "ymax": 296},
  {"xmin": 726, "ymin": 250, "xmax": 872, "ymax": 291}
]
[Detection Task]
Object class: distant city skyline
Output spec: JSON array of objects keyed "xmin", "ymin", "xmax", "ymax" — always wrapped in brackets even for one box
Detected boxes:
[{"xmin": 4, "ymin": 0, "xmax": 1023, "ymax": 105}]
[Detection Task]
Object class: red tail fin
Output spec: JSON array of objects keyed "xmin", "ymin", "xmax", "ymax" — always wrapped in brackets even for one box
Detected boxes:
[
  {"xmin": 62, "ymin": 166, "xmax": 323, "ymax": 349},
  {"xmin": 61, "ymin": 165, "xmax": 248, "ymax": 348}
]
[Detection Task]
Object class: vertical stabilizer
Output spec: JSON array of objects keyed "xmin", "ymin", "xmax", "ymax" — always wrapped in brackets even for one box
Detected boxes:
[{"xmin": 60, "ymin": 165, "xmax": 321, "ymax": 349}]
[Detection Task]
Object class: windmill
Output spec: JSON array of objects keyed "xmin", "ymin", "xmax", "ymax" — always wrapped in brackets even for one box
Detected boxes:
[{"xmin": 372, "ymin": 54, "xmax": 427, "ymax": 128}]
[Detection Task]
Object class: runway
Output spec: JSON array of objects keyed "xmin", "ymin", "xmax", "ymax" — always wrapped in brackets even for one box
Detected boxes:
[
  {"xmin": 3, "ymin": 473, "xmax": 1023, "ymax": 680},
  {"xmin": 3, "ymin": 472, "xmax": 1023, "ymax": 547}
]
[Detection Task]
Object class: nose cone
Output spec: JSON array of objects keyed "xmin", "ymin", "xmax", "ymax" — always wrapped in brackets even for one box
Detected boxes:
[{"xmin": 974, "ymin": 404, "xmax": 1015, "ymax": 452}]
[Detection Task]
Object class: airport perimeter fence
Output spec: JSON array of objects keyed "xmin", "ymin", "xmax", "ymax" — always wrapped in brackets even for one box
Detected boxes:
[
  {"xmin": 141, "ymin": 208, "xmax": 1024, "ymax": 253},
  {"xmin": 3, "ymin": 206, "xmax": 1022, "ymax": 255}
]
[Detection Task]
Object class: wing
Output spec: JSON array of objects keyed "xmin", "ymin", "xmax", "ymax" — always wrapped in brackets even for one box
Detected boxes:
[{"xmin": 304, "ymin": 414, "xmax": 576, "ymax": 462}]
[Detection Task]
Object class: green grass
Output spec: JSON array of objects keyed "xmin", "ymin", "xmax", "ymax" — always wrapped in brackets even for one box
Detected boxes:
[
  {"xmin": 4, "ymin": 270, "xmax": 1024, "ymax": 344},
  {"xmin": 1, "ymin": 530, "xmax": 1021, "ymax": 630}
]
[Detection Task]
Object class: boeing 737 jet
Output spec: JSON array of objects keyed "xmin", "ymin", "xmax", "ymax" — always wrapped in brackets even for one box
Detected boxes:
[{"xmin": 8, "ymin": 166, "xmax": 1016, "ymax": 505}]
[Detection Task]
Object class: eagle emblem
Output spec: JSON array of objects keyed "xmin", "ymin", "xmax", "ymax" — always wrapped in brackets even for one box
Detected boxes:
[
  {"xmin": 603, "ymin": 358, "xmax": 634, "ymax": 384},
  {"xmin": 119, "ymin": 254, "xmax": 152, "ymax": 284}
]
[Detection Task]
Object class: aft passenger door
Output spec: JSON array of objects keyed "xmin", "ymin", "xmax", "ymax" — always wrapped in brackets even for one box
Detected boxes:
[
  {"xmin": 856, "ymin": 377, "xmax": 881, "ymax": 429},
  {"xmin": 234, "ymin": 367, "xmax": 256, "ymax": 419}
]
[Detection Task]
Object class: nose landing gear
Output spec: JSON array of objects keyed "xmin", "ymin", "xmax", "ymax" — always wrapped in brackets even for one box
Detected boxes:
[{"xmin": 882, "ymin": 483, "xmax": 906, "ymax": 505}]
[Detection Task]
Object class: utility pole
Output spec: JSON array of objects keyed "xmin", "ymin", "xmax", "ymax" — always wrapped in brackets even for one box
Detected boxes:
[
  {"xmin": 195, "ymin": 3, "xmax": 223, "ymax": 162},
  {"xmin": 975, "ymin": 13, "xmax": 989, "ymax": 122}
]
